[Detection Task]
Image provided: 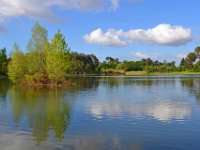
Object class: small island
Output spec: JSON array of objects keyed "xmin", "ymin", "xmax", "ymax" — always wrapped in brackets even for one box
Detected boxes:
[{"xmin": 1, "ymin": 22, "xmax": 200, "ymax": 87}]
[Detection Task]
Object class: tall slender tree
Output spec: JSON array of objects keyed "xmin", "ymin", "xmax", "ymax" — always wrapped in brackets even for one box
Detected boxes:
[
  {"xmin": 26, "ymin": 22, "xmax": 48, "ymax": 75},
  {"xmin": 46, "ymin": 30, "xmax": 70, "ymax": 83}
]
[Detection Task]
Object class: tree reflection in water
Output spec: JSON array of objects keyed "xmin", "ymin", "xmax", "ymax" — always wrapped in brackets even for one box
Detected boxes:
[
  {"xmin": 3, "ymin": 76, "xmax": 200, "ymax": 148},
  {"xmin": 0, "ymin": 78, "xmax": 9, "ymax": 99},
  {"xmin": 181, "ymin": 77, "xmax": 200, "ymax": 101},
  {"xmin": 8, "ymin": 87, "xmax": 71, "ymax": 144}
]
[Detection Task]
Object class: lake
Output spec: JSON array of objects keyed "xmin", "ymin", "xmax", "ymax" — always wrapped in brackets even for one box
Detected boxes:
[{"xmin": 1, "ymin": 75, "xmax": 200, "ymax": 150}]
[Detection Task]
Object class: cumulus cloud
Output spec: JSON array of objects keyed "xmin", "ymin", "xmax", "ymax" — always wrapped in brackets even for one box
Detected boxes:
[
  {"xmin": 0, "ymin": 0, "xmax": 121, "ymax": 21},
  {"xmin": 0, "ymin": 0, "xmax": 59, "ymax": 21},
  {"xmin": 124, "ymin": 24, "xmax": 192, "ymax": 46},
  {"xmin": 83, "ymin": 28, "xmax": 125, "ymax": 47},
  {"xmin": 83, "ymin": 28, "xmax": 127, "ymax": 47},
  {"xmin": 84, "ymin": 24, "xmax": 192, "ymax": 47}
]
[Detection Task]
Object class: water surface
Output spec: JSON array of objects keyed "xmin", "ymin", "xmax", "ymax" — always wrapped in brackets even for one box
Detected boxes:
[{"xmin": 1, "ymin": 75, "xmax": 200, "ymax": 150}]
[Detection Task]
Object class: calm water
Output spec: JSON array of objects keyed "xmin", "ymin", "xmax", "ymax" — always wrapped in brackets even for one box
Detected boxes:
[{"xmin": 1, "ymin": 75, "xmax": 200, "ymax": 150}]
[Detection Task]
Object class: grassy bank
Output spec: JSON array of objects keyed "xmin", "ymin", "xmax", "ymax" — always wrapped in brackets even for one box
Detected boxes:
[
  {"xmin": 149, "ymin": 71, "xmax": 200, "ymax": 75},
  {"xmin": 125, "ymin": 71, "xmax": 200, "ymax": 76},
  {"xmin": 125, "ymin": 71, "xmax": 147, "ymax": 76},
  {"xmin": 98, "ymin": 70, "xmax": 200, "ymax": 76}
]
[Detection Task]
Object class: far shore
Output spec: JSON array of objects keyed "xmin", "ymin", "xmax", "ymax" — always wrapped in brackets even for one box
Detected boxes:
[
  {"xmin": 67, "ymin": 71, "xmax": 200, "ymax": 77},
  {"xmin": 126, "ymin": 71, "xmax": 200, "ymax": 76},
  {"xmin": 2, "ymin": 71, "xmax": 200, "ymax": 82}
]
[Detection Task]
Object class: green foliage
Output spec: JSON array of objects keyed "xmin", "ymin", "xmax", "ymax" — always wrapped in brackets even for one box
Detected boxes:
[
  {"xmin": 180, "ymin": 47, "xmax": 200, "ymax": 71},
  {"xmin": 124, "ymin": 61, "xmax": 144, "ymax": 71},
  {"xmin": 8, "ymin": 44, "xmax": 27, "ymax": 83},
  {"xmin": 116, "ymin": 63, "xmax": 128, "ymax": 71},
  {"xmin": 141, "ymin": 58, "xmax": 153, "ymax": 66},
  {"xmin": 26, "ymin": 50, "xmax": 45, "ymax": 74},
  {"xmin": 8, "ymin": 87, "xmax": 71, "ymax": 143},
  {"xmin": 145, "ymin": 65, "xmax": 177, "ymax": 73},
  {"xmin": 26, "ymin": 22, "xmax": 48, "ymax": 75},
  {"xmin": 8, "ymin": 24, "xmax": 72, "ymax": 85},
  {"xmin": 98, "ymin": 57, "xmax": 178, "ymax": 75},
  {"xmin": 8, "ymin": 25, "xmax": 71, "ymax": 85},
  {"xmin": 46, "ymin": 30, "xmax": 70, "ymax": 81},
  {"xmin": 0, "ymin": 47, "xmax": 7, "ymax": 75},
  {"xmin": 68, "ymin": 52, "xmax": 99, "ymax": 74},
  {"xmin": 195, "ymin": 46, "xmax": 200, "ymax": 59},
  {"xmin": 27, "ymin": 22, "xmax": 48, "ymax": 52},
  {"xmin": 185, "ymin": 52, "xmax": 197, "ymax": 68},
  {"xmin": 180, "ymin": 58, "xmax": 186, "ymax": 67},
  {"xmin": 105, "ymin": 56, "xmax": 119, "ymax": 64}
]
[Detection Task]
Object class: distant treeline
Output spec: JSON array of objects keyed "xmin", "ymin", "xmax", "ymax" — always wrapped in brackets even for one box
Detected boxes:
[
  {"xmin": 99, "ymin": 45, "xmax": 200, "ymax": 74},
  {"xmin": 1, "ymin": 22, "xmax": 200, "ymax": 85},
  {"xmin": 0, "ymin": 47, "xmax": 8, "ymax": 76}
]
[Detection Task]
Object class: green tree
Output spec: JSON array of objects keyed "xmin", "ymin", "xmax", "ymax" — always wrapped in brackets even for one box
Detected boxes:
[
  {"xmin": 46, "ymin": 30, "xmax": 70, "ymax": 83},
  {"xmin": 153, "ymin": 60, "xmax": 162, "ymax": 66},
  {"xmin": 27, "ymin": 22, "xmax": 48, "ymax": 52},
  {"xmin": 116, "ymin": 63, "xmax": 128, "ymax": 71},
  {"xmin": 180, "ymin": 58, "xmax": 186, "ymax": 67},
  {"xmin": 26, "ymin": 50, "xmax": 45, "ymax": 75},
  {"xmin": 185, "ymin": 52, "xmax": 197, "ymax": 68},
  {"xmin": 141, "ymin": 58, "xmax": 153, "ymax": 66},
  {"xmin": 195, "ymin": 46, "xmax": 200, "ymax": 59},
  {"xmin": 0, "ymin": 47, "xmax": 7, "ymax": 74},
  {"xmin": 8, "ymin": 43, "xmax": 27, "ymax": 83},
  {"xmin": 68, "ymin": 52, "xmax": 99, "ymax": 74},
  {"xmin": 26, "ymin": 22, "xmax": 48, "ymax": 75},
  {"xmin": 105, "ymin": 56, "xmax": 119, "ymax": 64}
]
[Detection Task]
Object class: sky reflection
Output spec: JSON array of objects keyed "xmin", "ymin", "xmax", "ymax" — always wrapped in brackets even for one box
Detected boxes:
[{"xmin": 88, "ymin": 100, "xmax": 191, "ymax": 122}]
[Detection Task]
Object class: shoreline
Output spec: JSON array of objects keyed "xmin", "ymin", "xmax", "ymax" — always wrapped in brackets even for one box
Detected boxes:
[{"xmin": 67, "ymin": 71, "xmax": 200, "ymax": 77}]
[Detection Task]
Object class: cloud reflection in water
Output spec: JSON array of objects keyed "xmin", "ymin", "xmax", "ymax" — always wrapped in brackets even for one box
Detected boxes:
[{"xmin": 88, "ymin": 100, "xmax": 191, "ymax": 122}]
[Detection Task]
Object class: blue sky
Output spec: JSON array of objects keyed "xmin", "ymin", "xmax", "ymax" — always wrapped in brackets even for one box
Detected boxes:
[{"xmin": 0, "ymin": 0, "xmax": 200, "ymax": 62}]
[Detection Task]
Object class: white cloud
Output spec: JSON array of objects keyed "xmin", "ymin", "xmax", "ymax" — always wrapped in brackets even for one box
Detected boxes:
[
  {"xmin": 84, "ymin": 24, "xmax": 192, "ymax": 47},
  {"xmin": 0, "ymin": 0, "xmax": 121, "ymax": 21},
  {"xmin": 83, "ymin": 28, "xmax": 127, "ymax": 47},
  {"xmin": 0, "ymin": 0, "xmax": 59, "ymax": 21},
  {"xmin": 124, "ymin": 24, "xmax": 192, "ymax": 46}
]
